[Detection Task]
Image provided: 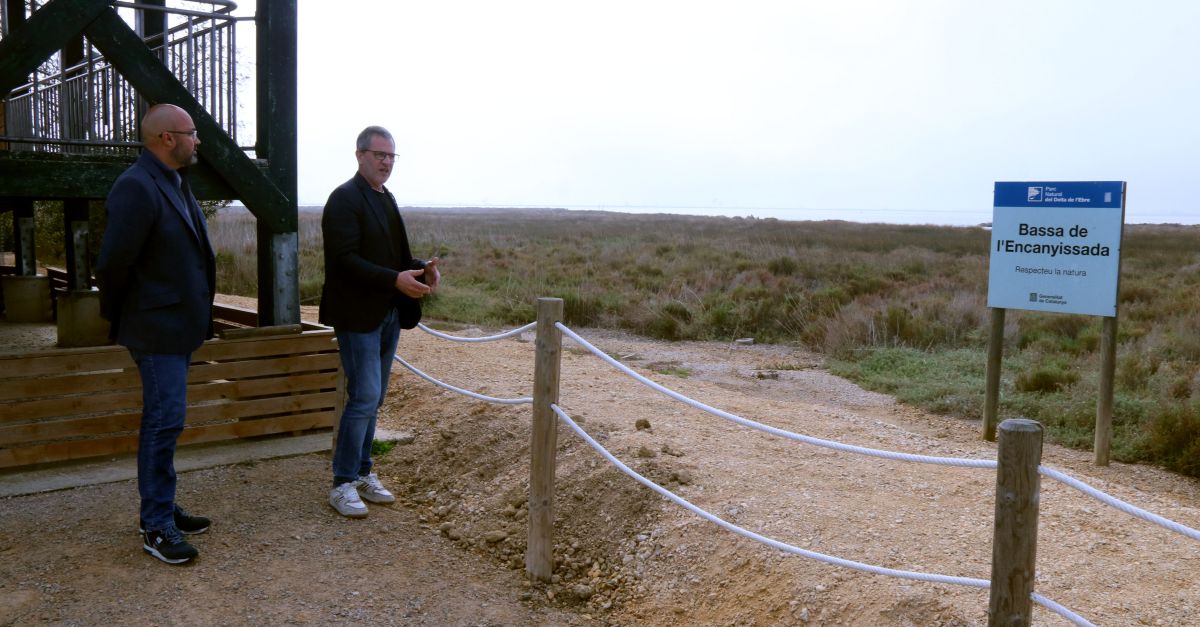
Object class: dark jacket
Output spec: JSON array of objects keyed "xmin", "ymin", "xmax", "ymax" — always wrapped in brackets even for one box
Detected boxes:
[
  {"xmin": 319, "ymin": 172, "xmax": 423, "ymax": 332},
  {"xmin": 95, "ymin": 150, "xmax": 216, "ymax": 354}
]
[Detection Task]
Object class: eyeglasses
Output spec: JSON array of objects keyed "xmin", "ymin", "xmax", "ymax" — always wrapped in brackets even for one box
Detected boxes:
[
  {"xmin": 165, "ymin": 129, "xmax": 198, "ymax": 138},
  {"xmin": 361, "ymin": 150, "xmax": 397, "ymax": 163}
]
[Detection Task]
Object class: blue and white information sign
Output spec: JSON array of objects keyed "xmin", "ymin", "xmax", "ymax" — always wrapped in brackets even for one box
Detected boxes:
[{"xmin": 987, "ymin": 181, "xmax": 1125, "ymax": 317}]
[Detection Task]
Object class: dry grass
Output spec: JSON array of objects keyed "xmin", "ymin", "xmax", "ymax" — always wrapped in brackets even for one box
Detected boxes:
[{"xmin": 211, "ymin": 208, "xmax": 1200, "ymax": 476}]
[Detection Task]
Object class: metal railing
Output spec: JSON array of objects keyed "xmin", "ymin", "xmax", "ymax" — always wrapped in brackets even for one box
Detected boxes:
[{"xmin": 2, "ymin": 1, "xmax": 251, "ymax": 155}]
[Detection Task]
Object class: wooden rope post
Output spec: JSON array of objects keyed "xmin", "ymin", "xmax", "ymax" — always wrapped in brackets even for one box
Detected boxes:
[
  {"xmin": 988, "ymin": 418, "xmax": 1043, "ymax": 627},
  {"xmin": 982, "ymin": 307, "xmax": 1006, "ymax": 441},
  {"xmin": 1094, "ymin": 315, "xmax": 1118, "ymax": 465},
  {"xmin": 527, "ymin": 297, "xmax": 563, "ymax": 581}
]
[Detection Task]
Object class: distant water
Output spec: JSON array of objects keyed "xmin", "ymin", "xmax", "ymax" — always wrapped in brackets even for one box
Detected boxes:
[
  {"xmin": 273, "ymin": 204, "xmax": 1199, "ymax": 226},
  {"xmin": 573, "ymin": 205, "xmax": 1200, "ymax": 226},
  {"xmin": 580, "ymin": 206, "xmax": 992, "ymax": 226}
]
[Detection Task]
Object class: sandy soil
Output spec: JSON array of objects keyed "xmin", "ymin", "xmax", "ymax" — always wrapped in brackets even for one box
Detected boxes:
[{"xmin": 2, "ymin": 303, "xmax": 1198, "ymax": 625}]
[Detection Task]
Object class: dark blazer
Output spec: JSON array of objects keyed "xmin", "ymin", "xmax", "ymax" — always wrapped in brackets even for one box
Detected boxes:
[
  {"xmin": 319, "ymin": 172, "xmax": 423, "ymax": 333},
  {"xmin": 96, "ymin": 150, "xmax": 216, "ymax": 354}
]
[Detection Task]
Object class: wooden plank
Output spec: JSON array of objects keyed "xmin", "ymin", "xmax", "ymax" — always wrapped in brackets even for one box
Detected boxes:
[
  {"xmin": 0, "ymin": 346, "xmax": 132, "ymax": 378},
  {"xmin": 178, "ymin": 410, "xmax": 334, "ymax": 444},
  {"xmin": 212, "ymin": 302, "xmax": 259, "ymax": 327},
  {"xmin": 0, "ymin": 374, "xmax": 336, "ymax": 444},
  {"xmin": 0, "ymin": 410, "xmax": 334, "ymax": 469},
  {"xmin": 0, "ymin": 331, "xmax": 333, "ymax": 377},
  {"xmin": 188, "ymin": 352, "xmax": 338, "ymax": 382},
  {"xmin": 193, "ymin": 332, "xmax": 336, "ymax": 362},
  {"xmin": 0, "ymin": 368, "xmax": 140, "ymax": 402},
  {"xmin": 188, "ymin": 371, "xmax": 337, "ymax": 403},
  {"xmin": 0, "ymin": 433, "xmax": 142, "ymax": 469},
  {"xmin": 211, "ymin": 302, "xmax": 325, "ymax": 332},
  {"xmin": 186, "ymin": 390, "xmax": 336, "ymax": 423},
  {"xmin": 0, "ymin": 411, "xmax": 140, "ymax": 446},
  {"xmin": 0, "ymin": 388, "xmax": 141, "ymax": 424},
  {"xmin": 0, "ymin": 350, "xmax": 336, "ymax": 403},
  {"xmin": 0, "ymin": 369, "xmax": 334, "ymax": 425},
  {"xmin": 218, "ymin": 324, "xmax": 303, "ymax": 340}
]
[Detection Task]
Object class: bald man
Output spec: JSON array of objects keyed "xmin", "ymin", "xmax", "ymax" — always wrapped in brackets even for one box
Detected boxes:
[{"xmin": 96, "ymin": 104, "xmax": 216, "ymax": 565}]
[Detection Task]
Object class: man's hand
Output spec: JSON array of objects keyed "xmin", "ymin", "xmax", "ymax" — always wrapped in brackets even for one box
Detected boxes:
[{"xmin": 395, "ymin": 269, "xmax": 432, "ymax": 298}]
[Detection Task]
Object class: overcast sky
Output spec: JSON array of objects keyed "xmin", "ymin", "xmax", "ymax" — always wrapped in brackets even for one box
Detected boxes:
[{"xmin": 288, "ymin": 1, "xmax": 1200, "ymax": 225}]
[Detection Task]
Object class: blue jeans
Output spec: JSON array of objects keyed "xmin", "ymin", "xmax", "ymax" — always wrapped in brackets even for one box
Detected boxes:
[
  {"xmin": 130, "ymin": 350, "xmax": 191, "ymax": 532},
  {"xmin": 333, "ymin": 308, "xmax": 400, "ymax": 487}
]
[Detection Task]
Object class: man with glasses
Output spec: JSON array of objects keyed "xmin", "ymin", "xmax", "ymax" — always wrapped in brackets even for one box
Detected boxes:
[
  {"xmin": 320, "ymin": 125, "xmax": 440, "ymax": 518},
  {"xmin": 96, "ymin": 103, "xmax": 215, "ymax": 564}
]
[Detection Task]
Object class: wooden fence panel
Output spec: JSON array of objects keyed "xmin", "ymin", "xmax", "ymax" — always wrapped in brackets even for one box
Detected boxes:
[{"xmin": 0, "ymin": 329, "xmax": 338, "ymax": 469}]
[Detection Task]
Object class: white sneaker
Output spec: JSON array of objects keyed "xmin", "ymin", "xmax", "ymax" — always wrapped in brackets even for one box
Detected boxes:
[
  {"xmin": 329, "ymin": 482, "xmax": 368, "ymax": 518},
  {"xmin": 355, "ymin": 473, "xmax": 395, "ymax": 504}
]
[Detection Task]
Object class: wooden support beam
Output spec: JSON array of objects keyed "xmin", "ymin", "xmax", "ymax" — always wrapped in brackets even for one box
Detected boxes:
[
  {"xmin": 255, "ymin": 0, "xmax": 300, "ymax": 325},
  {"xmin": 82, "ymin": 8, "xmax": 296, "ymax": 233},
  {"xmin": 1094, "ymin": 316, "xmax": 1118, "ymax": 465},
  {"xmin": 0, "ymin": 0, "xmax": 113, "ymax": 95},
  {"xmin": 8, "ymin": 199, "xmax": 35, "ymax": 275},
  {"xmin": 62, "ymin": 198, "xmax": 90, "ymax": 289},
  {"xmin": 256, "ymin": 228, "xmax": 300, "ymax": 326},
  {"xmin": 982, "ymin": 307, "xmax": 1006, "ymax": 441},
  {"xmin": 0, "ymin": 154, "xmax": 244, "ymax": 200}
]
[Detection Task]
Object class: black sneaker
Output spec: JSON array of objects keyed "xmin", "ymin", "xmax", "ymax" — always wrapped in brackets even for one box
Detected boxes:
[
  {"xmin": 142, "ymin": 527, "xmax": 198, "ymax": 565},
  {"xmin": 138, "ymin": 505, "xmax": 210, "ymax": 535}
]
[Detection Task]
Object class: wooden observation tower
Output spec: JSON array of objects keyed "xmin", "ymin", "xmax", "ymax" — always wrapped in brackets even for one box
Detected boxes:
[
  {"xmin": 0, "ymin": 0, "xmax": 299, "ymax": 326},
  {"xmin": 0, "ymin": 2, "xmax": 340, "ymax": 471}
]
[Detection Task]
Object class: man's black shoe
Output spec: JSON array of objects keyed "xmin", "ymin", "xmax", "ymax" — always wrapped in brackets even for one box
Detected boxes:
[
  {"xmin": 139, "ymin": 504, "xmax": 211, "ymax": 535},
  {"xmin": 142, "ymin": 527, "xmax": 198, "ymax": 565}
]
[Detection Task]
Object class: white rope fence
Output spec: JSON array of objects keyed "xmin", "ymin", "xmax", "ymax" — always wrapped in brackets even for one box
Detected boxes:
[
  {"xmin": 555, "ymin": 321, "xmax": 1200, "ymax": 544},
  {"xmin": 1039, "ymin": 465, "xmax": 1200, "ymax": 542},
  {"xmin": 417, "ymin": 321, "xmax": 536, "ymax": 343},
  {"xmin": 392, "ymin": 354, "xmax": 532, "ymax": 405},
  {"xmin": 555, "ymin": 322, "xmax": 997, "ymax": 469},
  {"xmin": 388, "ymin": 323, "xmax": 538, "ymax": 405},
  {"xmin": 551, "ymin": 402, "xmax": 1095, "ymax": 627},
  {"xmin": 396, "ymin": 313, "xmax": 1198, "ymax": 624}
]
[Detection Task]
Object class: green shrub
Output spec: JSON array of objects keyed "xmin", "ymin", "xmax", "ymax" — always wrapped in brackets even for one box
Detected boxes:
[
  {"xmin": 1014, "ymin": 361, "xmax": 1079, "ymax": 393},
  {"xmin": 767, "ymin": 256, "xmax": 799, "ymax": 276},
  {"xmin": 1144, "ymin": 403, "xmax": 1200, "ymax": 476}
]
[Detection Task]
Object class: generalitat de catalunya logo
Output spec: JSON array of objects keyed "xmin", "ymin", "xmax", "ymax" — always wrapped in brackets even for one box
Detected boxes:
[{"xmin": 1027, "ymin": 186, "xmax": 1043, "ymax": 202}]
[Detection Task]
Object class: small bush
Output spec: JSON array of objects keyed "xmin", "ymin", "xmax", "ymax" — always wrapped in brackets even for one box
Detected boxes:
[
  {"xmin": 562, "ymin": 290, "xmax": 607, "ymax": 327},
  {"xmin": 646, "ymin": 314, "xmax": 682, "ymax": 341},
  {"xmin": 1014, "ymin": 362, "xmax": 1079, "ymax": 393},
  {"xmin": 1144, "ymin": 404, "xmax": 1200, "ymax": 476},
  {"xmin": 766, "ymin": 256, "xmax": 799, "ymax": 276}
]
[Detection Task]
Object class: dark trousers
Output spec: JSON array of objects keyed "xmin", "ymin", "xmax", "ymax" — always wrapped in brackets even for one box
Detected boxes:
[{"xmin": 130, "ymin": 350, "xmax": 191, "ymax": 532}]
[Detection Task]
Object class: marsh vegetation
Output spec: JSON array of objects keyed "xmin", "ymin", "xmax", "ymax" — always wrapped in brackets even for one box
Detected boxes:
[{"xmin": 206, "ymin": 208, "xmax": 1200, "ymax": 477}]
